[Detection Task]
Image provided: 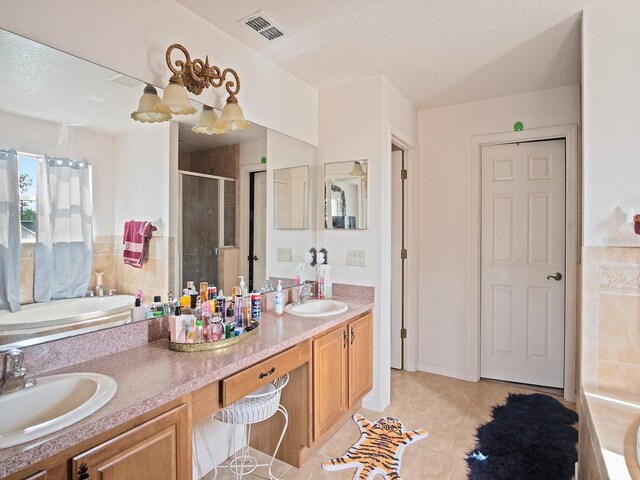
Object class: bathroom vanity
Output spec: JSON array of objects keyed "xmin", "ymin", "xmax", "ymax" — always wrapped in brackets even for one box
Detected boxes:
[{"xmin": 0, "ymin": 294, "xmax": 373, "ymax": 480}]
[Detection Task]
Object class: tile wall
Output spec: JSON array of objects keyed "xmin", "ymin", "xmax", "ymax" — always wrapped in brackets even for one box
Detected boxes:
[{"xmin": 581, "ymin": 246, "xmax": 640, "ymax": 392}]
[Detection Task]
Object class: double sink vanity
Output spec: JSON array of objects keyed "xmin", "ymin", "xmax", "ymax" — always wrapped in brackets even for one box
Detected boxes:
[{"xmin": 0, "ymin": 288, "xmax": 374, "ymax": 480}]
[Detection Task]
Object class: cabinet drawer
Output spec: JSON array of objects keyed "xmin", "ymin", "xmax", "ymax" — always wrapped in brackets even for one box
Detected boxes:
[{"xmin": 221, "ymin": 343, "xmax": 309, "ymax": 406}]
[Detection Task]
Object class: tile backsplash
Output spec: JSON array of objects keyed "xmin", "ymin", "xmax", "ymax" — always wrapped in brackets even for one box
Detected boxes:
[{"xmin": 582, "ymin": 247, "xmax": 640, "ymax": 393}]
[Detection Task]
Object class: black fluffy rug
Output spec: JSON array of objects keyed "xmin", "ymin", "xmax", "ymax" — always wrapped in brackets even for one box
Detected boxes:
[{"xmin": 466, "ymin": 393, "xmax": 578, "ymax": 480}]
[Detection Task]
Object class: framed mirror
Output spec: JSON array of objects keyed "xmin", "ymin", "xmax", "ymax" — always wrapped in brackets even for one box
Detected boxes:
[
  {"xmin": 324, "ymin": 160, "xmax": 368, "ymax": 229},
  {"xmin": 273, "ymin": 166, "xmax": 310, "ymax": 229}
]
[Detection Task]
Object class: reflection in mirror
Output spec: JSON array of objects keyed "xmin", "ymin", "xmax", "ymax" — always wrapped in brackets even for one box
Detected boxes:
[
  {"xmin": 177, "ymin": 121, "xmax": 267, "ymax": 294},
  {"xmin": 273, "ymin": 166, "xmax": 310, "ymax": 230},
  {"xmin": 325, "ymin": 160, "xmax": 368, "ymax": 229}
]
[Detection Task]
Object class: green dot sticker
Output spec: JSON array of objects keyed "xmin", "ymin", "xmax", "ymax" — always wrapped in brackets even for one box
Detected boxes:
[
  {"xmin": 261, "ymin": 156, "xmax": 267, "ymax": 164},
  {"xmin": 513, "ymin": 121, "xmax": 523, "ymax": 132}
]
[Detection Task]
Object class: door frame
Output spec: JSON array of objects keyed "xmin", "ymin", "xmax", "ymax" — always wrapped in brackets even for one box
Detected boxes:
[
  {"xmin": 387, "ymin": 126, "xmax": 419, "ymax": 373},
  {"xmin": 239, "ymin": 164, "xmax": 267, "ymax": 281},
  {"xmin": 470, "ymin": 124, "xmax": 579, "ymax": 402}
]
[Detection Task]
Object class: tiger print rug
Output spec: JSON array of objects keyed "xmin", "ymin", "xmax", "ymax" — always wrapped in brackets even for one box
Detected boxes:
[{"xmin": 322, "ymin": 414, "xmax": 429, "ymax": 480}]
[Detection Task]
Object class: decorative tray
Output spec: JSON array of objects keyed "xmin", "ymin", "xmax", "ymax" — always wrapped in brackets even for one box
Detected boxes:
[{"xmin": 168, "ymin": 321, "xmax": 259, "ymax": 352}]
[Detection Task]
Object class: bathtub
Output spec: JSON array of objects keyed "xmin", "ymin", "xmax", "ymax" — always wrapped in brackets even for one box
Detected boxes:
[{"xmin": 0, "ymin": 295, "xmax": 135, "ymax": 330}]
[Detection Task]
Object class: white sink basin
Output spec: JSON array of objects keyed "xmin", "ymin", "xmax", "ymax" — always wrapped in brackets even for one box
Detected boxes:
[
  {"xmin": 0, "ymin": 372, "xmax": 117, "ymax": 448},
  {"xmin": 285, "ymin": 299, "xmax": 348, "ymax": 317}
]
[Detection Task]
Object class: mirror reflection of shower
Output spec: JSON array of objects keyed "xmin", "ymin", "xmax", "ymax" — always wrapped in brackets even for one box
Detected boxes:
[{"xmin": 179, "ymin": 171, "xmax": 236, "ymax": 293}]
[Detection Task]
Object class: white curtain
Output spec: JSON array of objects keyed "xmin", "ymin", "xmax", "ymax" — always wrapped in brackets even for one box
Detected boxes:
[
  {"xmin": 0, "ymin": 149, "xmax": 21, "ymax": 312},
  {"xmin": 34, "ymin": 156, "xmax": 93, "ymax": 301}
]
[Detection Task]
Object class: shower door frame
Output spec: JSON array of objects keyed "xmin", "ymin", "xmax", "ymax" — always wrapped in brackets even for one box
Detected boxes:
[{"xmin": 177, "ymin": 170, "xmax": 236, "ymax": 292}]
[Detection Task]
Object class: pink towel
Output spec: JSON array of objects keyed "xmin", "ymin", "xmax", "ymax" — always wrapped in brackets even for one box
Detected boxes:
[{"xmin": 122, "ymin": 221, "xmax": 156, "ymax": 268}]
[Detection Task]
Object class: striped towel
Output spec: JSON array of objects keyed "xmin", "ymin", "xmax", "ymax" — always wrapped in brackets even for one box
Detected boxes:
[{"xmin": 122, "ymin": 221, "xmax": 156, "ymax": 268}]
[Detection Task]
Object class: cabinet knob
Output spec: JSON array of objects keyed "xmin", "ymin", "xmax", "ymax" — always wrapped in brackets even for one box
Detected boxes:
[{"xmin": 78, "ymin": 462, "xmax": 90, "ymax": 480}]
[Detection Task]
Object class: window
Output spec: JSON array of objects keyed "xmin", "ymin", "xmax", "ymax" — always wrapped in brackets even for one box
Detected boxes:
[{"xmin": 18, "ymin": 152, "xmax": 41, "ymax": 243}]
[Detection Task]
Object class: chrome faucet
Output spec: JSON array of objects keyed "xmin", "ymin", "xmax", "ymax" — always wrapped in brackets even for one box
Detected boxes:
[
  {"xmin": 1, "ymin": 349, "xmax": 36, "ymax": 395},
  {"xmin": 108, "ymin": 289, "xmax": 118, "ymax": 296},
  {"xmin": 294, "ymin": 284, "xmax": 313, "ymax": 306},
  {"xmin": 95, "ymin": 284, "xmax": 104, "ymax": 297}
]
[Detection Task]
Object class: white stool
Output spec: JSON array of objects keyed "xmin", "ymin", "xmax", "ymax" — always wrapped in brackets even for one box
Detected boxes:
[{"xmin": 196, "ymin": 373, "xmax": 289, "ymax": 480}]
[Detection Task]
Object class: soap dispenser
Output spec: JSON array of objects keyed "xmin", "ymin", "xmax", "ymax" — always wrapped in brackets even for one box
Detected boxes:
[{"xmin": 274, "ymin": 280, "xmax": 284, "ymax": 316}]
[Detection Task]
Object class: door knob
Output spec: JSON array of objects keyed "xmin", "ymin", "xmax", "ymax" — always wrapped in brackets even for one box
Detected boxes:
[
  {"xmin": 546, "ymin": 272, "xmax": 563, "ymax": 281},
  {"xmin": 247, "ymin": 255, "xmax": 259, "ymax": 261}
]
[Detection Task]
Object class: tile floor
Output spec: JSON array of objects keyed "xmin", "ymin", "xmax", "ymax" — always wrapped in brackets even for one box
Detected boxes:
[{"xmin": 207, "ymin": 369, "xmax": 574, "ymax": 480}]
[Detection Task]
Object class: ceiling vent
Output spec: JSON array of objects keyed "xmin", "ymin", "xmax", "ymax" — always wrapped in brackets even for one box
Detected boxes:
[
  {"xmin": 238, "ymin": 11, "xmax": 289, "ymax": 42},
  {"xmin": 109, "ymin": 73, "xmax": 143, "ymax": 88}
]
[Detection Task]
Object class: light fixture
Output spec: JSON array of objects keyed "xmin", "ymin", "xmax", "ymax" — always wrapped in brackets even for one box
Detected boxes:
[
  {"xmin": 148, "ymin": 43, "xmax": 249, "ymax": 134},
  {"xmin": 349, "ymin": 161, "xmax": 366, "ymax": 177},
  {"xmin": 130, "ymin": 84, "xmax": 172, "ymax": 123},
  {"xmin": 192, "ymin": 105, "xmax": 224, "ymax": 135}
]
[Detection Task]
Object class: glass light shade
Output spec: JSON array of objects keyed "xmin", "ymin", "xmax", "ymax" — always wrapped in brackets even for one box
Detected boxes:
[
  {"xmin": 214, "ymin": 99, "xmax": 250, "ymax": 132},
  {"xmin": 349, "ymin": 161, "xmax": 366, "ymax": 177},
  {"xmin": 155, "ymin": 82, "xmax": 196, "ymax": 115},
  {"xmin": 130, "ymin": 85, "xmax": 171, "ymax": 123},
  {"xmin": 192, "ymin": 106, "xmax": 225, "ymax": 135}
]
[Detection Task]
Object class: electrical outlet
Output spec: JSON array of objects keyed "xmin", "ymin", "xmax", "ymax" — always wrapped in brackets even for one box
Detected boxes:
[
  {"xmin": 347, "ymin": 250, "xmax": 366, "ymax": 267},
  {"xmin": 277, "ymin": 247, "xmax": 292, "ymax": 262}
]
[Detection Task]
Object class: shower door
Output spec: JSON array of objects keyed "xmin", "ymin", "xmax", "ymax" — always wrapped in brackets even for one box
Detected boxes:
[{"xmin": 180, "ymin": 170, "xmax": 237, "ymax": 293}]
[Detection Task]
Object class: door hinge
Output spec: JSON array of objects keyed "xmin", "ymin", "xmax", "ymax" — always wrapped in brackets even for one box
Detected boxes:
[
  {"xmin": 401, "ymin": 328, "xmax": 407, "ymax": 339},
  {"xmin": 400, "ymin": 248, "xmax": 407, "ymax": 260},
  {"xmin": 400, "ymin": 169, "xmax": 408, "ymax": 180}
]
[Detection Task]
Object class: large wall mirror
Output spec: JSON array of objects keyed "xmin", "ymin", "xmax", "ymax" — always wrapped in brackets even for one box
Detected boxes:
[
  {"xmin": 324, "ymin": 160, "xmax": 368, "ymax": 229},
  {"xmin": 0, "ymin": 28, "xmax": 316, "ymax": 348},
  {"xmin": 273, "ymin": 166, "xmax": 310, "ymax": 229}
]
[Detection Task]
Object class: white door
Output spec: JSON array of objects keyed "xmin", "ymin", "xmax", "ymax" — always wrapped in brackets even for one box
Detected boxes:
[
  {"xmin": 253, "ymin": 171, "xmax": 267, "ymax": 289},
  {"xmin": 481, "ymin": 140, "xmax": 566, "ymax": 388},
  {"xmin": 391, "ymin": 149, "xmax": 404, "ymax": 369}
]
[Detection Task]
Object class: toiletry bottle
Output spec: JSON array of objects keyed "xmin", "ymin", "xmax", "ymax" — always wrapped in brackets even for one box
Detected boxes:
[
  {"xmin": 235, "ymin": 294, "xmax": 244, "ymax": 334},
  {"xmin": 170, "ymin": 306, "xmax": 186, "ymax": 343},
  {"xmin": 239, "ymin": 276, "xmax": 247, "ymax": 297},
  {"xmin": 243, "ymin": 301, "xmax": 251, "ymax": 328},
  {"xmin": 275, "ymin": 280, "xmax": 284, "ymax": 315},
  {"xmin": 251, "ymin": 290, "xmax": 261, "ymax": 321},
  {"xmin": 200, "ymin": 282, "xmax": 208, "ymax": 303},
  {"xmin": 216, "ymin": 290, "xmax": 225, "ymax": 315},
  {"xmin": 323, "ymin": 265, "xmax": 333, "ymax": 299},
  {"xmin": 295, "ymin": 263, "xmax": 305, "ymax": 285},
  {"xmin": 131, "ymin": 297, "xmax": 146, "ymax": 322},
  {"xmin": 225, "ymin": 297, "xmax": 235, "ymax": 338},
  {"xmin": 317, "ymin": 267, "xmax": 326, "ymax": 299},
  {"xmin": 202, "ymin": 300, "xmax": 211, "ymax": 342},
  {"xmin": 208, "ymin": 283, "xmax": 217, "ymax": 301},
  {"xmin": 150, "ymin": 295, "xmax": 165, "ymax": 317},
  {"xmin": 211, "ymin": 309, "xmax": 223, "ymax": 341}
]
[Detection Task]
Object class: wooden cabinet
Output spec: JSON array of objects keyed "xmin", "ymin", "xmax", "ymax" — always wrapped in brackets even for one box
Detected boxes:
[
  {"xmin": 349, "ymin": 313, "xmax": 373, "ymax": 405},
  {"xmin": 313, "ymin": 311, "xmax": 373, "ymax": 440},
  {"xmin": 71, "ymin": 404, "xmax": 190, "ymax": 480},
  {"xmin": 313, "ymin": 325, "xmax": 350, "ymax": 439}
]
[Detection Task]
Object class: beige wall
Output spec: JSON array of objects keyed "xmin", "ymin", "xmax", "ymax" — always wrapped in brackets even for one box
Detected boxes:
[{"xmin": 581, "ymin": 247, "xmax": 640, "ymax": 394}]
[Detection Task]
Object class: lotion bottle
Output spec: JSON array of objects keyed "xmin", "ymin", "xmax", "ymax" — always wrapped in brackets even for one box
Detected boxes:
[
  {"xmin": 239, "ymin": 276, "xmax": 247, "ymax": 297},
  {"xmin": 274, "ymin": 280, "xmax": 284, "ymax": 315},
  {"xmin": 295, "ymin": 263, "xmax": 305, "ymax": 285}
]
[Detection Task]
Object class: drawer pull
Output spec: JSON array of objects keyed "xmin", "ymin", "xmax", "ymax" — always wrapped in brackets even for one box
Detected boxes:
[
  {"xmin": 351, "ymin": 325, "xmax": 356, "ymax": 344},
  {"xmin": 343, "ymin": 330, "xmax": 348, "ymax": 348},
  {"xmin": 258, "ymin": 367, "xmax": 276, "ymax": 379},
  {"xmin": 78, "ymin": 462, "xmax": 90, "ymax": 480}
]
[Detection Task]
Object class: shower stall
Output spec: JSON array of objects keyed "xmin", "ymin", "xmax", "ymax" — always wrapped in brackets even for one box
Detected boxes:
[{"xmin": 179, "ymin": 170, "xmax": 236, "ymax": 293}]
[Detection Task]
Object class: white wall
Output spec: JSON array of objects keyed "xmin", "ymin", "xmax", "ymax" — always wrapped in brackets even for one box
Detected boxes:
[
  {"xmin": 318, "ymin": 75, "xmax": 417, "ymax": 410},
  {"xmin": 114, "ymin": 124, "xmax": 171, "ymax": 237},
  {"xmin": 239, "ymin": 137, "xmax": 267, "ymax": 167},
  {"xmin": 0, "ymin": 0, "xmax": 318, "ymax": 146},
  {"xmin": 0, "ymin": 111, "xmax": 116, "ymax": 236},
  {"xmin": 266, "ymin": 130, "xmax": 317, "ymax": 280},
  {"xmin": 417, "ymin": 85, "xmax": 580, "ymax": 380},
  {"xmin": 583, "ymin": 0, "xmax": 640, "ymax": 246}
]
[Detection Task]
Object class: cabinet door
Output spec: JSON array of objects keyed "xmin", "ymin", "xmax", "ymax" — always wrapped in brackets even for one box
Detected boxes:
[
  {"xmin": 72, "ymin": 404, "xmax": 190, "ymax": 480},
  {"xmin": 313, "ymin": 326, "xmax": 349, "ymax": 440},
  {"xmin": 349, "ymin": 313, "xmax": 373, "ymax": 405}
]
